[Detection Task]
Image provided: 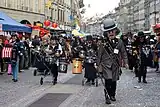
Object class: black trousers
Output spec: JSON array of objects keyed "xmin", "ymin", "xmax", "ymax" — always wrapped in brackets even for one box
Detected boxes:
[
  {"xmin": 134, "ymin": 63, "xmax": 139, "ymax": 77},
  {"xmin": 51, "ymin": 64, "xmax": 58, "ymax": 81},
  {"xmin": 19, "ymin": 55, "xmax": 24, "ymax": 72},
  {"xmin": 154, "ymin": 61, "xmax": 159, "ymax": 70},
  {"xmin": 1, "ymin": 59, "xmax": 3, "ymax": 72},
  {"xmin": 138, "ymin": 64, "xmax": 147, "ymax": 81},
  {"xmin": 105, "ymin": 79, "xmax": 117, "ymax": 97}
]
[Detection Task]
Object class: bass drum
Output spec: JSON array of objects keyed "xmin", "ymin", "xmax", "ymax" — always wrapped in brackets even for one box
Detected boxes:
[
  {"xmin": 58, "ymin": 57, "xmax": 68, "ymax": 73},
  {"xmin": 72, "ymin": 58, "xmax": 83, "ymax": 74}
]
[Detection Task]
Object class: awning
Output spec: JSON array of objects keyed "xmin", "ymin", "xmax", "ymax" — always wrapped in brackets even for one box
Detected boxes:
[{"xmin": 0, "ymin": 11, "xmax": 32, "ymax": 33}]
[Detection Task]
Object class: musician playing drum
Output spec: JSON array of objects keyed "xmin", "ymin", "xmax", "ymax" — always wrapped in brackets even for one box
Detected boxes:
[
  {"xmin": 84, "ymin": 35, "xmax": 98, "ymax": 85},
  {"xmin": 45, "ymin": 36, "xmax": 62, "ymax": 85}
]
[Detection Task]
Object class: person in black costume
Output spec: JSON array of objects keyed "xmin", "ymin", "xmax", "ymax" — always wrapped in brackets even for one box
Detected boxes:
[
  {"xmin": 131, "ymin": 35, "xmax": 140, "ymax": 77},
  {"xmin": 45, "ymin": 36, "xmax": 62, "ymax": 85},
  {"xmin": 71, "ymin": 37, "xmax": 83, "ymax": 58},
  {"xmin": 84, "ymin": 35, "xmax": 98, "ymax": 85},
  {"xmin": 137, "ymin": 32, "xmax": 152, "ymax": 83}
]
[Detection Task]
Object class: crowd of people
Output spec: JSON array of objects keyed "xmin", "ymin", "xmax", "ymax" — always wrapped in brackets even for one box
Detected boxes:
[{"xmin": 1, "ymin": 18, "xmax": 160, "ymax": 105}]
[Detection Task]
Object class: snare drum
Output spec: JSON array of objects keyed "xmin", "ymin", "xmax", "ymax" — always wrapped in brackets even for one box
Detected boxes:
[
  {"xmin": 79, "ymin": 50, "xmax": 85, "ymax": 59},
  {"xmin": 58, "ymin": 57, "xmax": 68, "ymax": 73}
]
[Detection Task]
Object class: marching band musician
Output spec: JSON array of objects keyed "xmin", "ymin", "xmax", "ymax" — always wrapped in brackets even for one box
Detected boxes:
[
  {"xmin": 97, "ymin": 19, "xmax": 128, "ymax": 104},
  {"xmin": 65, "ymin": 37, "xmax": 72, "ymax": 63},
  {"xmin": 137, "ymin": 32, "xmax": 153, "ymax": 83},
  {"xmin": 71, "ymin": 36, "xmax": 83, "ymax": 58},
  {"xmin": 45, "ymin": 36, "xmax": 63, "ymax": 85},
  {"xmin": 131, "ymin": 35, "xmax": 140, "ymax": 77},
  {"xmin": 84, "ymin": 35, "xmax": 98, "ymax": 85},
  {"xmin": 59, "ymin": 36, "xmax": 70, "ymax": 63}
]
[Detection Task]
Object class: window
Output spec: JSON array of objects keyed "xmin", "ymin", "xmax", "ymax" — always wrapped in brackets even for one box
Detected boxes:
[
  {"xmin": 35, "ymin": 0, "xmax": 38, "ymax": 12},
  {"xmin": 18, "ymin": 0, "xmax": 22, "ymax": 10},
  {"xmin": 58, "ymin": 9, "xmax": 60, "ymax": 21},
  {"xmin": 29, "ymin": 0, "xmax": 33, "ymax": 11},
  {"xmin": 7, "ymin": 0, "xmax": 11, "ymax": 8},
  {"xmin": 61, "ymin": 10, "xmax": 63, "ymax": 21},
  {"xmin": 63, "ymin": 10, "xmax": 65, "ymax": 22}
]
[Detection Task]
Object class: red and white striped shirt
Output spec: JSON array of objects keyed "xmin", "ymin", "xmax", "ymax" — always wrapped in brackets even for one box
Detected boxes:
[{"xmin": 2, "ymin": 47, "xmax": 12, "ymax": 58}]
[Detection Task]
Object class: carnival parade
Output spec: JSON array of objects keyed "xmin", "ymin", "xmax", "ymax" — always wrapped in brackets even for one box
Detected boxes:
[{"xmin": 2, "ymin": 0, "xmax": 160, "ymax": 106}]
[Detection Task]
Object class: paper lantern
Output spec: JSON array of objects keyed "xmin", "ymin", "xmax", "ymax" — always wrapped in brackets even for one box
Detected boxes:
[
  {"xmin": 44, "ymin": 20, "xmax": 51, "ymax": 27},
  {"xmin": 52, "ymin": 23, "xmax": 58, "ymax": 28}
]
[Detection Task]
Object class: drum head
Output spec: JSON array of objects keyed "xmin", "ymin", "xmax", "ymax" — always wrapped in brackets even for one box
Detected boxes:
[{"xmin": 58, "ymin": 64, "xmax": 68, "ymax": 73}]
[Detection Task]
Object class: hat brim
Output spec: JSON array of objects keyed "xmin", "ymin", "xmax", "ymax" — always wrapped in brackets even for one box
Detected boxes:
[{"xmin": 101, "ymin": 25, "xmax": 117, "ymax": 32}]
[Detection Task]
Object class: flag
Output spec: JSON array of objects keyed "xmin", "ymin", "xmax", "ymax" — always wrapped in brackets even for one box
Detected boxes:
[
  {"xmin": 75, "ymin": 18, "xmax": 80, "ymax": 27},
  {"xmin": 2, "ymin": 47, "xmax": 12, "ymax": 58},
  {"xmin": 46, "ymin": 0, "xmax": 52, "ymax": 8}
]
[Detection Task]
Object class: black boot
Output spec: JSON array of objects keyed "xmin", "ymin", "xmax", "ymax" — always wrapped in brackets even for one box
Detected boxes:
[
  {"xmin": 104, "ymin": 89, "xmax": 111, "ymax": 104},
  {"xmin": 143, "ymin": 75, "xmax": 147, "ymax": 83},
  {"xmin": 143, "ymin": 80, "xmax": 147, "ymax": 83},
  {"xmin": 53, "ymin": 77, "xmax": 57, "ymax": 85},
  {"xmin": 134, "ymin": 69, "xmax": 138, "ymax": 77},
  {"xmin": 86, "ymin": 79, "xmax": 90, "ymax": 83},
  {"xmin": 92, "ymin": 79, "xmax": 95, "ymax": 85},
  {"xmin": 12, "ymin": 79, "xmax": 18, "ymax": 82},
  {"xmin": 53, "ymin": 80, "xmax": 57, "ymax": 85}
]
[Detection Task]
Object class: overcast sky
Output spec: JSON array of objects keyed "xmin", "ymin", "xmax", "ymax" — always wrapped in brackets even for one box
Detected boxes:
[{"xmin": 83, "ymin": 0, "xmax": 120, "ymax": 18}]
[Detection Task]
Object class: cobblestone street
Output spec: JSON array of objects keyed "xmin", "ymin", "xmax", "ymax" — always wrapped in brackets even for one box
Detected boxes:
[
  {"xmin": 59, "ymin": 68, "xmax": 160, "ymax": 107},
  {"xmin": 1, "ymin": 67, "xmax": 160, "ymax": 107}
]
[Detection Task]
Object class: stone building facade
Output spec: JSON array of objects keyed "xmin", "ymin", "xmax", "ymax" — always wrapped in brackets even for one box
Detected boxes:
[
  {"xmin": 0, "ymin": 0, "xmax": 82, "ymax": 31},
  {"xmin": 0, "ymin": 0, "xmax": 45, "ymax": 24},
  {"xmin": 117, "ymin": 0, "xmax": 160, "ymax": 33}
]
